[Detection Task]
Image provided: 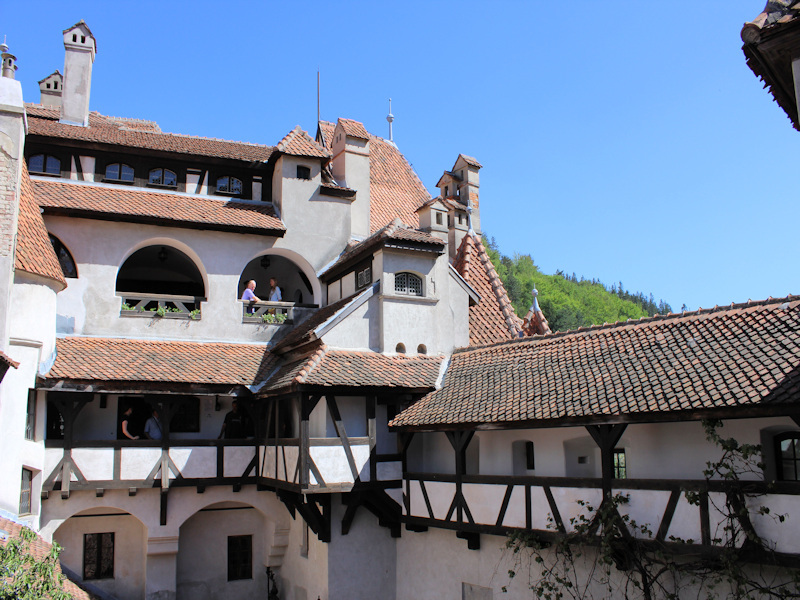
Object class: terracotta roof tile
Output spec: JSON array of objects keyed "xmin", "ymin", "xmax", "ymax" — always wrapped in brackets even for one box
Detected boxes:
[
  {"xmin": 15, "ymin": 164, "xmax": 66, "ymax": 288},
  {"xmin": 320, "ymin": 218, "xmax": 444, "ymax": 280},
  {"xmin": 0, "ymin": 516, "xmax": 97, "ymax": 600},
  {"xmin": 319, "ymin": 120, "xmax": 431, "ymax": 232},
  {"xmin": 457, "ymin": 154, "xmax": 482, "ymax": 168},
  {"xmin": 261, "ymin": 344, "xmax": 442, "ymax": 394},
  {"xmin": 33, "ymin": 179, "xmax": 285, "ymax": 235},
  {"xmin": 391, "ymin": 297, "xmax": 800, "ymax": 428},
  {"xmin": 453, "ymin": 233, "xmax": 521, "ymax": 345},
  {"xmin": 26, "ymin": 106, "xmax": 275, "ymax": 162},
  {"xmin": 337, "ymin": 118, "xmax": 370, "ymax": 140},
  {"xmin": 47, "ymin": 337, "xmax": 275, "ymax": 386},
  {"xmin": 276, "ymin": 126, "xmax": 331, "ymax": 159}
]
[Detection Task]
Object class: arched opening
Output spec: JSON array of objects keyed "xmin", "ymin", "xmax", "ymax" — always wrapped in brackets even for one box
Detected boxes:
[
  {"xmin": 53, "ymin": 507, "xmax": 146, "ymax": 600},
  {"xmin": 417, "ymin": 344, "xmax": 427, "ymax": 355},
  {"xmin": 238, "ymin": 254, "xmax": 314, "ymax": 306},
  {"xmin": 117, "ymin": 245, "xmax": 205, "ymax": 298},
  {"xmin": 49, "ymin": 234, "xmax": 77, "ymax": 278},
  {"xmin": 395, "ymin": 343, "xmax": 406, "ymax": 354},
  {"xmin": 177, "ymin": 501, "xmax": 269, "ymax": 599}
]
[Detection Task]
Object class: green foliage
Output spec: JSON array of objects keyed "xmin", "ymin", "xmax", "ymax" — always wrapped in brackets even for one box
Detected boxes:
[
  {"xmin": 0, "ymin": 526, "xmax": 72, "ymax": 599},
  {"xmin": 485, "ymin": 236, "xmax": 675, "ymax": 332},
  {"xmin": 189, "ymin": 309, "xmax": 201, "ymax": 320},
  {"xmin": 261, "ymin": 312, "xmax": 287, "ymax": 324}
]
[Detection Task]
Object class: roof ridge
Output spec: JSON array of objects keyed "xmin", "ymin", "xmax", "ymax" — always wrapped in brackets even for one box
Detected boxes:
[
  {"xmin": 472, "ymin": 233, "xmax": 521, "ymax": 337},
  {"xmin": 294, "ymin": 344, "xmax": 329, "ymax": 383},
  {"xmin": 452, "ymin": 294, "xmax": 800, "ymax": 355}
]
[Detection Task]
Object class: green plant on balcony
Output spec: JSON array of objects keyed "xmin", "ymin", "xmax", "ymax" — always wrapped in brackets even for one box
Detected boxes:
[
  {"xmin": 189, "ymin": 309, "xmax": 201, "ymax": 320},
  {"xmin": 121, "ymin": 302, "xmax": 136, "ymax": 311},
  {"xmin": 261, "ymin": 312, "xmax": 287, "ymax": 324}
]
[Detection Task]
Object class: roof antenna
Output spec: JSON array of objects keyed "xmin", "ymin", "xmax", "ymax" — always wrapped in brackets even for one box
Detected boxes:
[
  {"xmin": 386, "ymin": 98, "xmax": 394, "ymax": 143},
  {"xmin": 467, "ymin": 197, "xmax": 475, "ymax": 235},
  {"xmin": 317, "ymin": 70, "xmax": 320, "ymax": 123}
]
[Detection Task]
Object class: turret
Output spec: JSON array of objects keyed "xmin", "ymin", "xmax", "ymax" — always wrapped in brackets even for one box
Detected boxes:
[
  {"xmin": 38, "ymin": 71, "xmax": 63, "ymax": 108},
  {"xmin": 331, "ymin": 118, "xmax": 371, "ymax": 239}
]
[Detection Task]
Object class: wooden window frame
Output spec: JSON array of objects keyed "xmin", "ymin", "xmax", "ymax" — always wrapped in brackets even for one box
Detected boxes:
[
  {"xmin": 83, "ymin": 532, "xmax": 115, "ymax": 580},
  {"xmin": 104, "ymin": 162, "xmax": 134, "ymax": 183},
  {"xmin": 148, "ymin": 168, "xmax": 178, "ymax": 188},
  {"xmin": 776, "ymin": 432, "xmax": 800, "ymax": 481},
  {"xmin": 613, "ymin": 448, "xmax": 627, "ymax": 479},
  {"xmin": 216, "ymin": 175, "xmax": 243, "ymax": 196},
  {"xmin": 19, "ymin": 468, "xmax": 32, "ymax": 515},
  {"xmin": 227, "ymin": 534, "xmax": 253, "ymax": 581},
  {"xmin": 394, "ymin": 272, "xmax": 423, "ymax": 297},
  {"xmin": 29, "ymin": 154, "xmax": 61, "ymax": 176}
]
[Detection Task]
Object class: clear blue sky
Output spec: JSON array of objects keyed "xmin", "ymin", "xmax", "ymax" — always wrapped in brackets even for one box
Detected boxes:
[{"xmin": 4, "ymin": 1, "xmax": 798, "ymax": 312}]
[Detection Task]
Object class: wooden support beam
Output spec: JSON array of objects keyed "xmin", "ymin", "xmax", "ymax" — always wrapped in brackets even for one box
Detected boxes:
[
  {"xmin": 326, "ymin": 395, "xmax": 360, "ymax": 482},
  {"xmin": 95, "ymin": 488, "xmax": 104, "ymax": 498},
  {"xmin": 456, "ymin": 531, "xmax": 480, "ymax": 550},
  {"xmin": 128, "ymin": 487, "xmax": 137, "ymax": 496}
]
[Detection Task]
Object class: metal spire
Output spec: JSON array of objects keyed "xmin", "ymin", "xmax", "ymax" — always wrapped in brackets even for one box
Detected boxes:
[{"xmin": 386, "ymin": 98, "xmax": 394, "ymax": 143}]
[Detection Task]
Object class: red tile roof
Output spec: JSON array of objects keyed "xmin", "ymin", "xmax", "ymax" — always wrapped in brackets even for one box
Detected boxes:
[
  {"xmin": 391, "ymin": 297, "xmax": 800, "ymax": 429},
  {"xmin": 453, "ymin": 232, "xmax": 522, "ymax": 345},
  {"xmin": 319, "ymin": 218, "xmax": 445, "ymax": 280},
  {"xmin": 318, "ymin": 120, "xmax": 431, "ymax": 232},
  {"xmin": 33, "ymin": 179, "xmax": 285, "ymax": 236},
  {"xmin": 25, "ymin": 105, "xmax": 275, "ymax": 162},
  {"xmin": 521, "ymin": 289, "xmax": 552, "ymax": 336},
  {"xmin": 457, "ymin": 154, "xmax": 482, "ymax": 169},
  {"xmin": 260, "ymin": 343, "xmax": 442, "ymax": 394},
  {"xmin": 0, "ymin": 517, "xmax": 97, "ymax": 600},
  {"xmin": 277, "ymin": 126, "xmax": 331, "ymax": 159},
  {"xmin": 15, "ymin": 164, "xmax": 66, "ymax": 288},
  {"xmin": 46, "ymin": 337, "xmax": 275, "ymax": 386},
  {"xmin": 337, "ymin": 118, "xmax": 370, "ymax": 140}
]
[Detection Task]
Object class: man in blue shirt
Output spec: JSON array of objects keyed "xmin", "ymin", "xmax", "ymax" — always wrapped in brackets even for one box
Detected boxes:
[{"xmin": 144, "ymin": 408, "xmax": 163, "ymax": 440}]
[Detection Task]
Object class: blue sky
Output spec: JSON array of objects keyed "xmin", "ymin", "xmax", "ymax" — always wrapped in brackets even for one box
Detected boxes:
[{"xmin": 3, "ymin": 1, "xmax": 798, "ymax": 312}]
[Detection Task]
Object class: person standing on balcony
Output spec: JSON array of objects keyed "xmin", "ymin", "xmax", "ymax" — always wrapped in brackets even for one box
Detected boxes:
[
  {"xmin": 242, "ymin": 280, "xmax": 261, "ymax": 315},
  {"xmin": 219, "ymin": 400, "xmax": 246, "ymax": 439},
  {"xmin": 268, "ymin": 277, "xmax": 282, "ymax": 302},
  {"xmin": 119, "ymin": 406, "xmax": 139, "ymax": 440},
  {"xmin": 144, "ymin": 408, "xmax": 163, "ymax": 440}
]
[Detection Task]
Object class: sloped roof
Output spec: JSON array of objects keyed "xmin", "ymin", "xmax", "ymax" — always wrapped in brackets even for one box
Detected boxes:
[
  {"xmin": 320, "ymin": 218, "xmax": 445, "ymax": 281},
  {"xmin": 0, "ymin": 516, "xmax": 97, "ymax": 600},
  {"xmin": 456, "ymin": 154, "xmax": 482, "ymax": 169},
  {"xmin": 15, "ymin": 164, "xmax": 66, "ymax": 288},
  {"xmin": 390, "ymin": 297, "xmax": 800, "ymax": 429},
  {"xmin": 453, "ymin": 232, "xmax": 522, "ymax": 345},
  {"xmin": 741, "ymin": 1, "xmax": 800, "ymax": 130},
  {"xmin": 259, "ymin": 343, "xmax": 442, "ymax": 395},
  {"xmin": 337, "ymin": 118, "xmax": 370, "ymax": 140},
  {"xmin": 46, "ymin": 337, "xmax": 275, "ymax": 387},
  {"xmin": 318, "ymin": 120, "xmax": 431, "ymax": 232},
  {"xmin": 25, "ymin": 105, "xmax": 275, "ymax": 162},
  {"xmin": 33, "ymin": 179, "xmax": 285, "ymax": 236},
  {"xmin": 277, "ymin": 126, "xmax": 331, "ymax": 159}
]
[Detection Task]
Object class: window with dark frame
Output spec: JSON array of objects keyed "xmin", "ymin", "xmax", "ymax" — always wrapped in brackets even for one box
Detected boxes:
[
  {"xmin": 613, "ymin": 448, "xmax": 627, "ymax": 479},
  {"xmin": 83, "ymin": 532, "xmax": 114, "ymax": 580},
  {"xmin": 525, "ymin": 441, "xmax": 535, "ymax": 470},
  {"xmin": 776, "ymin": 432, "xmax": 800, "ymax": 481},
  {"xmin": 228, "ymin": 535, "xmax": 252, "ymax": 581},
  {"xmin": 148, "ymin": 168, "xmax": 177, "ymax": 187},
  {"xmin": 25, "ymin": 390, "xmax": 36, "ymax": 441},
  {"xmin": 394, "ymin": 272, "xmax": 422, "ymax": 296},
  {"xmin": 29, "ymin": 154, "xmax": 61, "ymax": 175},
  {"xmin": 296, "ymin": 165, "xmax": 311, "ymax": 180},
  {"xmin": 216, "ymin": 176, "xmax": 243, "ymax": 195},
  {"xmin": 169, "ymin": 396, "xmax": 201, "ymax": 433},
  {"xmin": 105, "ymin": 163, "xmax": 134, "ymax": 182},
  {"xmin": 19, "ymin": 468, "xmax": 32, "ymax": 514}
]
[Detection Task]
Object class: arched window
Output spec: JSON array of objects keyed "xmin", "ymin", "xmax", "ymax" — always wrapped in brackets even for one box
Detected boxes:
[
  {"xmin": 29, "ymin": 154, "xmax": 61, "ymax": 175},
  {"xmin": 148, "ymin": 168, "xmax": 177, "ymax": 187},
  {"xmin": 216, "ymin": 176, "xmax": 242, "ymax": 195},
  {"xmin": 105, "ymin": 163, "xmax": 134, "ymax": 182},
  {"xmin": 417, "ymin": 344, "xmax": 427, "ymax": 355},
  {"xmin": 395, "ymin": 272, "xmax": 422, "ymax": 296},
  {"xmin": 116, "ymin": 245, "xmax": 205, "ymax": 298},
  {"xmin": 776, "ymin": 432, "xmax": 800, "ymax": 481},
  {"xmin": 49, "ymin": 234, "xmax": 78, "ymax": 278}
]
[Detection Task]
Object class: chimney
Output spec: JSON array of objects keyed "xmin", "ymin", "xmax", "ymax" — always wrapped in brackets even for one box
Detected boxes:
[
  {"xmin": 331, "ymin": 118, "xmax": 371, "ymax": 239},
  {"xmin": 0, "ymin": 42, "xmax": 17, "ymax": 79},
  {"xmin": 38, "ymin": 71, "xmax": 63, "ymax": 108},
  {"xmin": 416, "ymin": 198, "xmax": 449, "ymax": 245},
  {"xmin": 60, "ymin": 21, "xmax": 96, "ymax": 126}
]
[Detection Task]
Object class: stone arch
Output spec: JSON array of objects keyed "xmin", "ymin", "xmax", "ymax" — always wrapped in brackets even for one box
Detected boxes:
[{"xmin": 238, "ymin": 247, "xmax": 320, "ymax": 305}]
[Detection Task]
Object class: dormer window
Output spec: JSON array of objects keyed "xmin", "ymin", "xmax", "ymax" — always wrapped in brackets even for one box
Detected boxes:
[
  {"xmin": 217, "ymin": 176, "xmax": 243, "ymax": 195},
  {"xmin": 296, "ymin": 166, "xmax": 311, "ymax": 180},
  {"xmin": 105, "ymin": 163, "xmax": 134, "ymax": 182},
  {"xmin": 395, "ymin": 272, "xmax": 422, "ymax": 296},
  {"xmin": 29, "ymin": 154, "xmax": 61, "ymax": 176},
  {"xmin": 149, "ymin": 168, "xmax": 177, "ymax": 187},
  {"xmin": 356, "ymin": 260, "xmax": 372, "ymax": 290}
]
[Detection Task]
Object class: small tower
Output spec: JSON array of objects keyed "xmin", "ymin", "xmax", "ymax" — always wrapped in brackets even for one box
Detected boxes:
[
  {"xmin": 0, "ymin": 41, "xmax": 17, "ymax": 80},
  {"xmin": 522, "ymin": 287, "xmax": 552, "ymax": 336},
  {"xmin": 60, "ymin": 21, "xmax": 96, "ymax": 126},
  {"xmin": 38, "ymin": 71, "xmax": 63, "ymax": 107}
]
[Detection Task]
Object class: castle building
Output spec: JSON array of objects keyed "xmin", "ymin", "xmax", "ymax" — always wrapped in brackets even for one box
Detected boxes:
[{"xmin": 0, "ymin": 16, "xmax": 798, "ymax": 600}]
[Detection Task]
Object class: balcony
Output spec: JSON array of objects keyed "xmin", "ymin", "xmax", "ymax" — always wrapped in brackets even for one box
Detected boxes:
[{"xmin": 119, "ymin": 292, "xmax": 203, "ymax": 319}]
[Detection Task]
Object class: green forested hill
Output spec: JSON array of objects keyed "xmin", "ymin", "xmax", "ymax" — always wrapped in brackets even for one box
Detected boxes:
[{"xmin": 485, "ymin": 237, "xmax": 674, "ymax": 333}]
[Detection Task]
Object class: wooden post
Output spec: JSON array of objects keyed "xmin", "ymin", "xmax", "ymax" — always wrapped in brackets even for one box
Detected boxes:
[
  {"xmin": 586, "ymin": 424, "xmax": 627, "ymax": 500},
  {"xmin": 367, "ymin": 395, "xmax": 377, "ymax": 482}
]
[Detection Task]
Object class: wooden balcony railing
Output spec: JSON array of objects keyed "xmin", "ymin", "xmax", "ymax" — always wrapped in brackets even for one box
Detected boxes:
[
  {"xmin": 119, "ymin": 292, "xmax": 203, "ymax": 319},
  {"xmin": 241, "ymin": 300, "xmax": 294, "ymax": 324}
]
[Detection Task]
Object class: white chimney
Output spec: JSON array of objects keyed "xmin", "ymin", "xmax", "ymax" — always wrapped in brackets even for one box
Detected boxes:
[
  {"xmin": 60, "ymin": 21, "xmax": 96, "ymax": 126},
  {"xmin": 39, "ymin": 71, "xmax": 63, "ymax": 108}
]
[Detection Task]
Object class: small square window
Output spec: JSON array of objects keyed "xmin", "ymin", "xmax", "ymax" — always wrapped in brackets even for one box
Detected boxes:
[
  {"xmin": 228, "ymin": 535, "xmax": 252, "ymax": 580},
  {"xmin": 296, "ymin": 166, "xmax": 311, "ymax": 180},
  {"xmin": 84, "ymin": 532, "xmax": 114, "ymax": 580}
]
